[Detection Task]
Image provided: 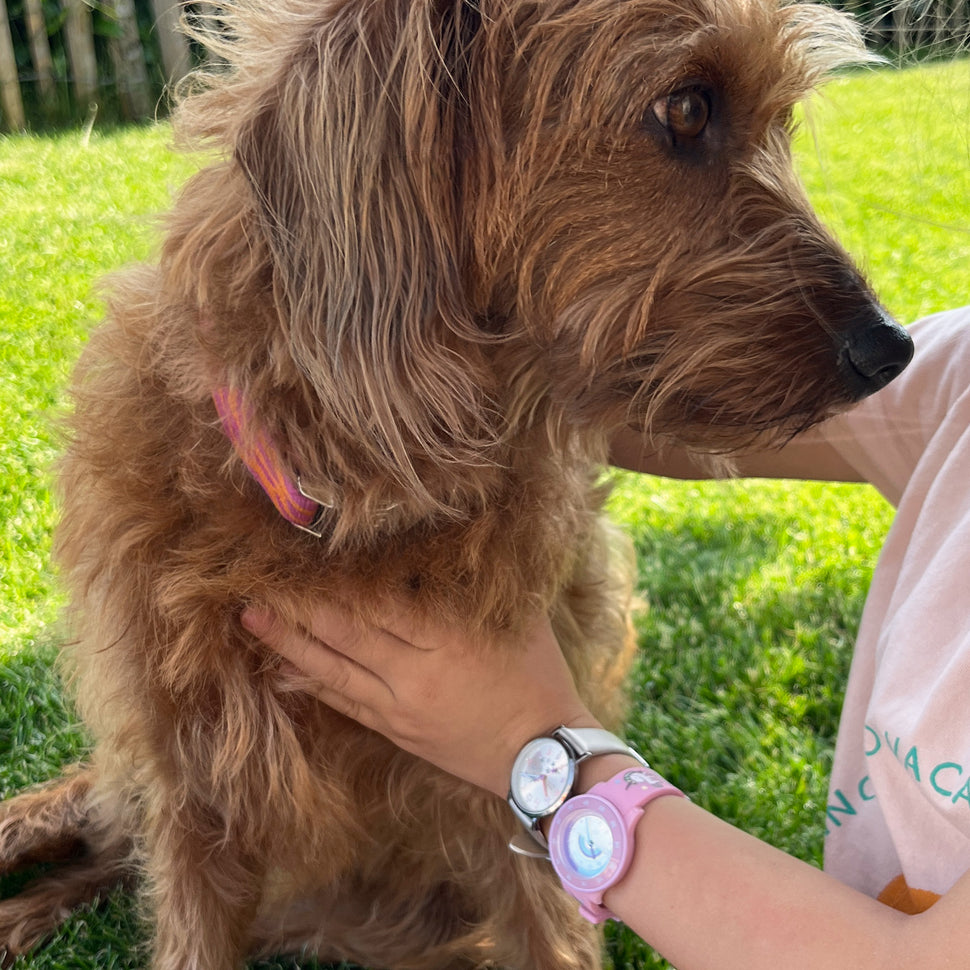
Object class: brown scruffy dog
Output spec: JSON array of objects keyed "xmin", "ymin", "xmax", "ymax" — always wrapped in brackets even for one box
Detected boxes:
[{"xmin": 0, "ymin": 0, "xmax": 912, "ymax": 967}]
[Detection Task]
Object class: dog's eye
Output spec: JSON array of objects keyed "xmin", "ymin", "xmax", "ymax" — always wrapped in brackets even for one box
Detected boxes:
[{"xmin": 651, "ymin": 86, "xmax": 711, "ymax": 143}]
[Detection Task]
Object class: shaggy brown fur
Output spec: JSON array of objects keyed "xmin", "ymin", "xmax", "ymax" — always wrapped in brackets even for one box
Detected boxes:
[{"xmin": 1, "ymin": 0, "xmax": 912, "ymax": 967}]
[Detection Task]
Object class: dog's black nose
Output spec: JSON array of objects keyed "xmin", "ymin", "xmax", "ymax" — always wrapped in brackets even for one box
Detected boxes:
[{"xmin": 837, "ymin": 309, "xmax": 914, "ymax": 399}]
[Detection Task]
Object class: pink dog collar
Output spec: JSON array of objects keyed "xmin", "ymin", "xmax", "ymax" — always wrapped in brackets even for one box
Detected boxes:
[{"xmin": 212, "ymin": 385, "xmax": 328, "ymax": 536}]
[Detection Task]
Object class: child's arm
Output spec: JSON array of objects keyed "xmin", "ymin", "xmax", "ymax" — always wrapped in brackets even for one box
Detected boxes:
[
  {"xmin": 609, "ymin": 425, "xmax": 866, "ymax": 482},
  {"xmin": 246, "ymin": 604, "xmax": 966, "ymax": 970},
  {"xmin": 604, "ymin": 765, "xmax": 922, "ymax": 970}
]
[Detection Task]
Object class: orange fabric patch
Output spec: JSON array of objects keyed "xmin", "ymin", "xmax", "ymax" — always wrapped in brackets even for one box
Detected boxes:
[{"xmin": 877, "ymin": 874, "xmax": 941, "ymax": 914}]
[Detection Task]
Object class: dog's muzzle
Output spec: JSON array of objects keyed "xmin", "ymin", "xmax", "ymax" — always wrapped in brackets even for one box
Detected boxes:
[{"xmin": 835, "ymin": 307, "xmax": 914, "ymax": 400}]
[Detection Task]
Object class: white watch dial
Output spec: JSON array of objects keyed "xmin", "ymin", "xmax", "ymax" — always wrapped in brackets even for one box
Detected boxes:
[
  {"xmin": 564, "ymin": 811, "xmax": 614, "ymax": 878},
  {"xmin": 511, "ymin": 737, "xmax": 572, "ymax": 815}
]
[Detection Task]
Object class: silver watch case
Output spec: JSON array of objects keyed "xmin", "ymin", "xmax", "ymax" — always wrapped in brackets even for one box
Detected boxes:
[{"xmin": 507, "ymin": 726, "xmax": 646, "ymax": 850}]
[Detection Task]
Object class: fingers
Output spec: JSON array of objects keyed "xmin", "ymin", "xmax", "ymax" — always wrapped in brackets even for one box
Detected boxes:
[
  {"xmin": 241, "ymin": 606, "xmax": 391, "ymax": 712},
  {"xmin": 371, "ymin": 601, "xmax": 442, "ymax": 653},
  {"xmin": 300, "ymin": 680, "xmax": 373, "ymax": 730},
  {"xmin": 244, "ymin": 602, "xmax": 369, "ymax": 664},
  {"xmin": 242, "ymin": 610, "xmax": 390, "ymax": 734}
]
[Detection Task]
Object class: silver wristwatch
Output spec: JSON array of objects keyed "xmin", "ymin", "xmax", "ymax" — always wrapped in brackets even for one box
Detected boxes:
[{"xmin": 507, "ymin": 726, "xmax": 646, "ymax": 852}]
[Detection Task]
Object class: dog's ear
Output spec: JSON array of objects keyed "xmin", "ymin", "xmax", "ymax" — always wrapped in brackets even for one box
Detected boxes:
[{"xmin": 234, "ymin": 0, "xmax": 497, "ymax": 504}]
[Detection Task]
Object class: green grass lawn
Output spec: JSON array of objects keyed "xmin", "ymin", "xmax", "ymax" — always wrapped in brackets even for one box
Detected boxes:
[{"xmin": 1, "ymin": 58, "xmax": 969, "ymax": 969}]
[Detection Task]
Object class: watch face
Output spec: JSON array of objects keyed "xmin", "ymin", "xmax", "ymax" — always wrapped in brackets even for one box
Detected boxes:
[
  {"xmin": 549, "ymin": 794, "xmax": 627, "ymax": 892},
  {"xmin": 564, "ymin": 812, "xmax": 614, "ymax": 878},
  {"xmin": 510, "ymin": 737, "xmax": 573, "ymax": 816}
]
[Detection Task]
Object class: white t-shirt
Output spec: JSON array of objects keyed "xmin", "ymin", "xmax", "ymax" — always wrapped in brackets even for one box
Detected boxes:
[{"xmin": 819, "ymin": 306, "xmax": 970, "ymax": 910}]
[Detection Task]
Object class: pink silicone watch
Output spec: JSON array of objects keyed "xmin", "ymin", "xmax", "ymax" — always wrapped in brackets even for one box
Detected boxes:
[{"xmin": 548, "ymin": 765, "xmax": 685, "ymax": 923}]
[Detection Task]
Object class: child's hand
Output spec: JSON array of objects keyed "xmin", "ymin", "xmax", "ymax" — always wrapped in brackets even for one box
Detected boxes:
[{"xmin": 242, "ymin": 602, "xmax": 598, "ymax": 798}]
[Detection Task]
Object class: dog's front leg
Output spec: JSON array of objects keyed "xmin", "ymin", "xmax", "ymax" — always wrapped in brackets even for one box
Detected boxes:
[{"xmin": 143, "ymin": 800, "xmax": 262, "ymax": 970}]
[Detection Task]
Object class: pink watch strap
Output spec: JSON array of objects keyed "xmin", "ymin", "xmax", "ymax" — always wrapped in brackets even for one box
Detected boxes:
[
  {"xmin": 594, "ymin": 765, "xmax": 683, "ymax": 813},
  {"xmin": 562, "ymin": 766, "xmax": 685, "ymax": 923}
]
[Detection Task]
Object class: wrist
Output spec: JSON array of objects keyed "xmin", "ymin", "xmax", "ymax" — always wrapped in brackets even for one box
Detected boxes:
[{"xmin": 575, "ymin": 751, "xmax": 645, "ymax": 792}]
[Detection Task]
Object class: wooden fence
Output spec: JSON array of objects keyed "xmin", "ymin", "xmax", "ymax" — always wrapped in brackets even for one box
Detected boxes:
[
  {"xmin": 0, "ymin": 0, "xmax": 210, "ymax": 130},
  {"xmin": 1, "ymin": 0, "xmax": 969, "ymax": 132},
  {"xmin": 850, "ymin": 0, "xmax": 970, "ymax": 57}
]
